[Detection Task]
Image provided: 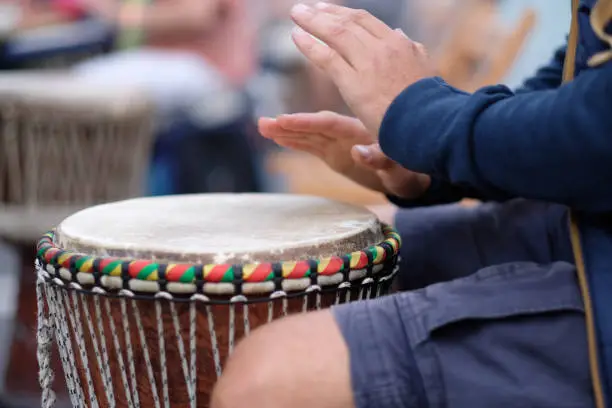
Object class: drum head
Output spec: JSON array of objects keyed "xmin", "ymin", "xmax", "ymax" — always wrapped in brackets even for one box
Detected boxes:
[{"xmin": 55, "ymin": 194, "xmax": 384, "ymax": 264}]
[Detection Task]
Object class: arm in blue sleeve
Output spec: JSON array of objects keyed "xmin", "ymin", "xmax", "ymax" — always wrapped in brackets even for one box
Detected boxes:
[
  {"xmin": 386, "ymin": 44, "xmax": 567, "ymax": 208},
  {"xmin": 385, "ymin": 178, "xmax": 482, "ymax": 208},
  {"xmin": 379, "ymin": 63, "xmax": 612, "ymax": 213}
]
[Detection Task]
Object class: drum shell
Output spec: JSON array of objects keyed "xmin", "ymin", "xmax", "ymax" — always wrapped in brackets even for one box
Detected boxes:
[
  {"xmin": 36, "ymin": 194, "xmax": 400, "ymax": 406},
  {"xmin": 47, "ymin": 274, "xmax": 394, "ymax": 408}
]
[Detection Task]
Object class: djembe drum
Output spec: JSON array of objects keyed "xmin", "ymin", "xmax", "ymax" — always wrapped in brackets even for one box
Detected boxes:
[
  {"xmin": 0, "ymin": 73, "xmax": 153, "ymax": 209},
  {"xmin": 35, "ymin": 193, "xmax": 400, "ymax": 408}
]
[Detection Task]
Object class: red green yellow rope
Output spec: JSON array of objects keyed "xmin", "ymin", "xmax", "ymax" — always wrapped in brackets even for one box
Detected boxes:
[{"xmin": 36, "ymin": 225, "xmax": 401, "ymax": 284}]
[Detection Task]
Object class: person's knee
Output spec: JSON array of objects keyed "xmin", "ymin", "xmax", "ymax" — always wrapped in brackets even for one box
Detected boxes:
[{"xmin": 210, "ymin": 310, "xmax": 354, "ymax": 408}]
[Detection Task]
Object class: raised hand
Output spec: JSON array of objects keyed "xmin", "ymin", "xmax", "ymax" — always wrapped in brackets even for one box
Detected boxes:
[
  {"xmin": 259, "ymin": 111, "xmax": 430, "ymax": 199},
  {"xmin": 289, "ymin": 2, "xmax": 437, "ymax": 137}
]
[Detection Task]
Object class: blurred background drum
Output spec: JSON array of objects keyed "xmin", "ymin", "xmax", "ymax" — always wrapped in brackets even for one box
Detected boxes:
[{"xmin": 0, "ymin": 73, "xmax": 154, "ymax": 400}]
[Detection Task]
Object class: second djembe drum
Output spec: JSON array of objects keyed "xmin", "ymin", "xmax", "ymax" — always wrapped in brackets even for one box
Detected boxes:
[
  {"xmin": 35, "ymin": 193, "xmax": 400, "ymax": 408},
  {"xmin": 0, "ymin": 73, "xmax": 154, "ymax": 395}
]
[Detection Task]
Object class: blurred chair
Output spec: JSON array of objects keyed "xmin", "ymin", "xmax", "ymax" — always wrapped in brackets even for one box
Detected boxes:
[
  {"xmin": 0, "ymin": 72, "xmax": 154, "ymax": 402},
  {"xmin": 434, "ymin": 0, "xmax": 536, "ymax": 91}
]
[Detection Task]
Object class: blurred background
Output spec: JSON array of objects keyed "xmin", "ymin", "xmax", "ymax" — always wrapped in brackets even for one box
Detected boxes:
[{"xmin": 0, "ymin": 0, "xmax": 569, "ymax": 406}]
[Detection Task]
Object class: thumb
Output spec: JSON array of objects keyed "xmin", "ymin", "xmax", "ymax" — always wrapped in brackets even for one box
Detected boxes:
[
  {"xmin": 351, "ymin": 144, "xmax": 394, "ymax": 170},
  {"xmin": 377, "ymin": 167, "xmax": 431, "ymax": 200}
]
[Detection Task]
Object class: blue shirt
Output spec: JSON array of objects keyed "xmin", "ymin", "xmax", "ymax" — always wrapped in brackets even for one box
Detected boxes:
[{"xmin": 379, "ymin": 0, "xmax": 612, "ymax": 404}]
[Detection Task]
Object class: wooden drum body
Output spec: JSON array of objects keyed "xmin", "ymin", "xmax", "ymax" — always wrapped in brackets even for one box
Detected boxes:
[{"xmin": 35, "ymin": 194, "xmax": 401, "ymax": 408}]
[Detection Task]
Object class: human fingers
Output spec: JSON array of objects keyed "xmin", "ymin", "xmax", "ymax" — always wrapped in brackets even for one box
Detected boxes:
[
  {"xmin": 276, "ymin": 112, "xmax": 367, "ymax": 139},
  {"xmin": 312, "ymin": 2, "xmax": 392, "ymax": 39},
  {"xmin": 291, "ymin": 26, "xmax": 353, "ymax": 82},
  {"xmin": 377, "ymin": 169, "xmax": 431, "ymax": 200},
  {"xmin": 274, "ymin": 138, "xmax": 325, "ymax": 157},
  {"xmin": 291, "ymin": 3, "xmax": 373, "ymax": 68},
  {"xmin": 272, "ymin": 132, "xmax": 331, "ymax": 149},
  {"xmin": 351, "ymin": 144, "xmax": 426, "ymax": 197},
  {"xmin": 351, "ymin": 144, "xmax": 395, "ymax": 171},
  {"xmin": 259, "ymin": 117, "xmax": 333, "ymax": 144},
  {"xmin": 258, "ymin": 117, "xmax": 290, "ymax": 139}
]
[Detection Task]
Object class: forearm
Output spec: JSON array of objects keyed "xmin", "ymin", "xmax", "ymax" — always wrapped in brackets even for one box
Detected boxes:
[
  {"xmin": 389, "ymin": 44, "xmax": 569, "ymax": 208},
  {"xmin": 379, "ymin": 64, "xmax": 612, "ymax": 213}
]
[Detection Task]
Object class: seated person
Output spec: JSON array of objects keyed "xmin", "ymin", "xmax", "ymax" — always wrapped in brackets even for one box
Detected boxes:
[
  {"xmin": 213, "ymin": 1, "xmax": 612, "ymax": 407},
  {"xmin": 71, "ymin": 0, "xmax": 263, "ymax": 195},
  {"xmin": 71, "ymin": 0, "xmax": 257, "ymax": 128}
]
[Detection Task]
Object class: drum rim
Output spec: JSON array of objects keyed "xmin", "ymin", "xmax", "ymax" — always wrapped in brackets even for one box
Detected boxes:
[{"xmin": 35, "ymin": 225, "xmax": 401, "ymax": 295}]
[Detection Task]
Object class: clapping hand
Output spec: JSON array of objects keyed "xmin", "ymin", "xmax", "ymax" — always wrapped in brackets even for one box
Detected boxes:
[
  {"xmin": 259, "ymin": 112, "xmax": 431, "ymax": 200},
  {"xmin": 289, "ymin": 2, "xmax": 437, "ymax": 137}
]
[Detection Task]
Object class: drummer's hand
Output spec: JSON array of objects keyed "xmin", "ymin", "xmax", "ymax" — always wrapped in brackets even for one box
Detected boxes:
[
  {"xmin": 259, "ymin": 111, "xmax": 431, "ymax": 199},
  {"xmin": 351, "ymin": 143, "xmax": 431, "ymax": 200},
  {"xmin": 289, "ymin": 2, "xmax": 436, "ymax": 136}
]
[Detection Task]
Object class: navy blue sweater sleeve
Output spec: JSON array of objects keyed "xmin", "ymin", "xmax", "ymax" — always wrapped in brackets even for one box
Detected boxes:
[
  {"xmin": 380, "ymin": 62, "xmax": 612, "ymax": 213},
  {"xmin": 386, "ymin": 45, "xmax": 567, "ymax": 208},
  {"xmin": 385, "ymin": 178, "xmax": 490, "ymax": 208}
]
